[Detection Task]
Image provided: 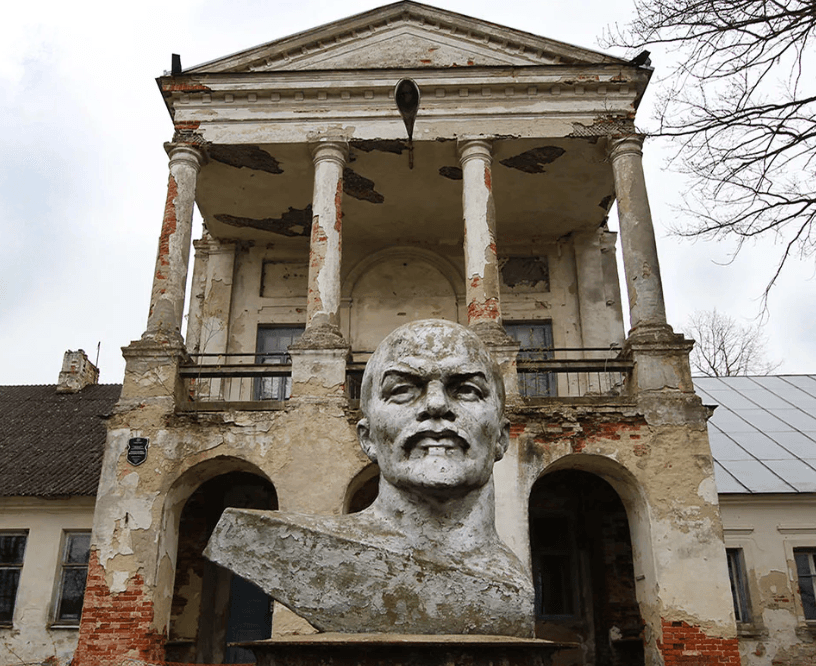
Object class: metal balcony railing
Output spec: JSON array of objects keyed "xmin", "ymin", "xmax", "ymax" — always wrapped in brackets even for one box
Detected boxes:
[
  {"xmin": 178, "ymin": 348, "xmax": 632, "ymax": 410},
  {"xmin": 179, "ymin": 352, "xmax": 293, "ymax": 410},
  {"xmin": 514, "ymin": 347, "xmax": 632, "ymax": 398}
]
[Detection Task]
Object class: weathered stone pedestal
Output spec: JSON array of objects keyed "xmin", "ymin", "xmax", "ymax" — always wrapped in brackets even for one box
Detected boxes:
[{"xmin": 241, "ymin": 634, "xmax": 574, "ymax": 666}]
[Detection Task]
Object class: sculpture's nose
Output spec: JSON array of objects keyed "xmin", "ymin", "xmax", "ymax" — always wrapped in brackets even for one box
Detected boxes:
[{"xmin": 419, "ymin": 380, "xmax": 455, "ymax": 420}]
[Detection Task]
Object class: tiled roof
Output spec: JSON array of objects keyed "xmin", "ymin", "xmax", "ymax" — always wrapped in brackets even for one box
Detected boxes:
[
  {"xmin": 0, "ymin": 384, "xmax": 121, "ymax": 497},
  {"xmin": 695, "ymin": 375, "xmax": 816, "ymax": 494}
]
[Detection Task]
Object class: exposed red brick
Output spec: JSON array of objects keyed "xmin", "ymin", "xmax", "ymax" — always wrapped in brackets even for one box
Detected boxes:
[
  {"xmin": 162, "ymin": 83, "xmax": 211, "ymax": 92},
  {"xmin": 509, "ymin": 424, "xmax": 526, "ymax": 437},
  {"xmin": 468, "ymin": 297, "xmax": 500, "ymax": 322},
  {"xmin": 173, "ymin": 121, "xmax": 201, "ymax": 131},
  {"xmin": 484, "ymin": 165, "xmax": 492, "ymax": 191},
  {"xmin": 72, "ymin": 551, "xmax": 165, "ymax": 666},
  {"xmin": 335, "ymin": 179, "xmax": 343, "ymax": 232},
  {"xmin": 155, "ymin": 174, "xmax": 179, "ymax": 279},
  {"xmin": 658, "ymin": 620, "xmax": 741, "ymax": 665}
]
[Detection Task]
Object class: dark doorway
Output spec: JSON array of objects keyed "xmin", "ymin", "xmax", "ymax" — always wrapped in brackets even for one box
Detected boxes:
[
  {"xmin": 530, "ymin": 470, "xmax": 644, "ymax": 666},
  {"xmin": 167, "ymin": 471, "xmax": 277, "ymax": 664}
]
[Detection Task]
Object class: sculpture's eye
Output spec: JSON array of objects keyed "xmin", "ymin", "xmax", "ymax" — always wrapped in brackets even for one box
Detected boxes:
[
  {"xmin": 451, "ymin": 381, "xmax": 484, "ymax": 401},
  {"xmin": 383, "ymin": 379, "xmax": 420, "ymax": 403}
]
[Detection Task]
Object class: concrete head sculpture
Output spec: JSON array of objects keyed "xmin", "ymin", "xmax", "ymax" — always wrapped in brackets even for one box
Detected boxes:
[
  {"xmin": 358, "ymin": 319, "xmax": 509, "ymax": 499},
  {"xmin": 205, "ymin": 320, "xmax": 534, "ymax": 636}
]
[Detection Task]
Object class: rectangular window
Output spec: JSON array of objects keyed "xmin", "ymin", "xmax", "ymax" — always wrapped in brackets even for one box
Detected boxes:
[
  {"xmin": 505, "ymin": 322, "xmax": 556, "ymax": 397},
  {"xmin": 794, "ymin": 548, "xmax": 816, "ymax": 621},
  {"xmin": 0, "ymin": 532, "xmax": 27, "ymax": 626},
  {"xmin": 726, "ymin": 548, "xmax": 751, "ymax": 623},
  {"xmin": 53, "ymin": 532, "xmax": 91, "ymax": 626},
  {"xmin": 255, "ymin": 326, "xmax": 304, "ymax": 401}
]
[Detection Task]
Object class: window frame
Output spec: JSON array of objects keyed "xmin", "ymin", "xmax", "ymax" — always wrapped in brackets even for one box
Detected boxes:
[
  {"xmin": 504, "ymin": 320, "xmax": 556, "ymax": 398},
  {"xmin": 793, "ymin": 548, "xmax": 816, "ymax": 623},
  {"xmin": 0, "ymin": 530, "xmax": 28, "ymax": 627},
  {"xmin": 726, "ymin": 548, "xmax": 752, "ymax": 624},
  {"xmin": 51, "ymin": 530, "xmax": 91, "ymax": 628},
  {"xmin": 254, "ymin": 325, "xmax": 304, "ymax": 401}
]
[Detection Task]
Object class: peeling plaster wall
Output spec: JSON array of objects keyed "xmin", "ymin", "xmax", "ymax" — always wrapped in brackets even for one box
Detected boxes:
[
  {"xmin": 0, "ymin": 497, "xmax": 95, "ymax": 665},
  {"xmin": 506, "ymin": 400, "xmax": 736, "ymax": 664},
  {"xmin": 720, "ymin": 496, "xmax": 816, "ymax": 666},
  {"xmin": 80, "ymin": 397, "xmax": 368, "ymax": 657}
]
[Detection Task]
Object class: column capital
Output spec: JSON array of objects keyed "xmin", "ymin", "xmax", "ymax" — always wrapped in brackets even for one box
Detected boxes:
[
  {"xmin": 164, "ymin": 141, "xmax": 208, "ymax": 171},
  {"xmin": 309, "ymin": 139, "xmax": 349, "ymax": 166},
  {"xmin": 607, "ymin": 134, "xmax": 646, "ymax": 161},
  {"xmin": 457, "ymin": 138, "xmax": 493, "ymax": 165}
]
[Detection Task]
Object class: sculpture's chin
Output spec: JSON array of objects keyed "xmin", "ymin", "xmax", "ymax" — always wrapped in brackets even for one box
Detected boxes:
[{"xmin": 389, "ymin": 458, "xmax": 491, "ymax": 493}]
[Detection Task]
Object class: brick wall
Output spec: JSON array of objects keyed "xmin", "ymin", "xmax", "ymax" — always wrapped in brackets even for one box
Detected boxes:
[
  {"xmin": 72, "ymin": 551, "xmax": 165, "ymax": 666},
  {"xmin": 659, "ymin": 620, "xmax": 741, "ymax": 665}
]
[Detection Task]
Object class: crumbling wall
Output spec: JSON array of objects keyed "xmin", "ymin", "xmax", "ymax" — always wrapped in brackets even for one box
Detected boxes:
[
  {"xmin": 506, "ymin": 398, "xmax": 738, "ymax": 665},
  {"xmin": 720, "ymin": 496, "xmax": 816, "ymax": 666},
  {"xmin": 72, "ymin": 398, "xmax": 367, "ymax": 666},
  {"xmin": 0, "ymin": 497, "xmax": 95, "ymax": 666}
]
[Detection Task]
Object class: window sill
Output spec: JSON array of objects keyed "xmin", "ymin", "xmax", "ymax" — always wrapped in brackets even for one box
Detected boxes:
[
  {"xmin": 736, "ymin": 623, "xmax": 765, "ymax": 639},
  {"xmin": 795, "ymin": 623, "xmax": 816, "ymax": 640},
  {"xmin": 49, "ymin": 623, "xmax": 80, "ymax": 630}
]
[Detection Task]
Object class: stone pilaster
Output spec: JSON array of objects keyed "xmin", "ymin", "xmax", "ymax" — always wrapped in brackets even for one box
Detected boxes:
[
  {"xmin": 608, "ymin": 134, "xmax": 668, "ymax": 334},
  {"xmin": 574, "ymin": 228, "xmax": 625, "ymax": 351},
  {"xmin": 144, "ymin": 141, "xmax": 207, "ymax": 343}
]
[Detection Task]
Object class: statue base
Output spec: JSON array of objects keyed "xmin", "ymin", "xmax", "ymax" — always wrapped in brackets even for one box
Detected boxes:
[{"xmin": 241, "ymin": 633, "xmax": 574, "ymax": 666}]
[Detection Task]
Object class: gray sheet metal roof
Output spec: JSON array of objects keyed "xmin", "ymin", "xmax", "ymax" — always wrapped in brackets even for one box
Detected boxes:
[{"xmin": 695, "ymin": 375, "xmax": 816, "ymax": 494}]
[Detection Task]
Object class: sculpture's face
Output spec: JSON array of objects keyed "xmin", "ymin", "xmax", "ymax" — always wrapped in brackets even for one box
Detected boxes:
[{"xmin": 358, "ymin": 320, "xmax": 509, "ymax": 495}]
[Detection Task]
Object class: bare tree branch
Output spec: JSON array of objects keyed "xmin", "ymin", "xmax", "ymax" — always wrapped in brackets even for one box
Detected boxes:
[
  {"xmin": 604, "ymin": 0, "xmax": 816, "ymax": 300},
  {"xmin": 684, "ymin": 309, "xmax": 781, "ymax": 376}
]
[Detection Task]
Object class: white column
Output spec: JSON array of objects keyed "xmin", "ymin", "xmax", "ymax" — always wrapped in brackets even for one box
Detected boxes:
[
  {"xmin": 458, "ymin": 139, "xmax": 503, "ymax": 330},
  {"xmin": 608, "ymin": 135, "xmax": 668, "ymax": 331},
  {"xmin": 305, "ymin": 140, "xmax": 348, "ymax": 335},
  {"xmin": 145, "ymin": 142, "xmax": 206, "ymax": 339}
]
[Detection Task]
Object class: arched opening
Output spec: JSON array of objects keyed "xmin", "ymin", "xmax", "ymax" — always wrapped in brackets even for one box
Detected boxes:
[
  {"xmin": 529, "ymin": 469, "xmax": 644, "ymax": 666},
  {"xmin": 344, "ymin": 464, "xmax": 379, "ymax": 514},
  {"xmin": 166, "ymin": 471, "xmax": 278, "ymax": 664}
]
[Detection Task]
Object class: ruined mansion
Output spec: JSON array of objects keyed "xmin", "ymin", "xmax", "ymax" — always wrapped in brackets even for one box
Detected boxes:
[{"xmin": 4, "ymin": 3, "xmax": 816, "ymax": 666}]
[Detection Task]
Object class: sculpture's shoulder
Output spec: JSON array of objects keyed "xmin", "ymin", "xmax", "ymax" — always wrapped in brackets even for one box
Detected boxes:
[{"xmin": 204, "ymin": 507, "xmax": 534, "ymax": 637}]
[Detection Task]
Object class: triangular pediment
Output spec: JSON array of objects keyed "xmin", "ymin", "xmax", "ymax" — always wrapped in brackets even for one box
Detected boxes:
[{"xmin": 186, "ymin": 1, "xmax": 623, "ymax": 74}]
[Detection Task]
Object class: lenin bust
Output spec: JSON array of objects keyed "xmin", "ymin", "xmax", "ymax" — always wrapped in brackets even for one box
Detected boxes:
[{"xmin": 205, "ymin": 320, "xmax": 534, "ymax": 637}]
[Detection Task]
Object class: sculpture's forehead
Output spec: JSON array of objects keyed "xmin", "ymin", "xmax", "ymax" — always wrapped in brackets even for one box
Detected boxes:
[{"xmin": 374, "ymin": 324, "xmax": 491, "ymax": 368}]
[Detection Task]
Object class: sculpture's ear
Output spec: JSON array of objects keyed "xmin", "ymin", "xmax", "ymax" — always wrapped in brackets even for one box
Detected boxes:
[
  {"xmin": 494, "ymin": 418, "xmax": 511, "ymax": 462},
  {"xmin": 357, "ymin": 418, "xmax": 377, "ymax": 463}
]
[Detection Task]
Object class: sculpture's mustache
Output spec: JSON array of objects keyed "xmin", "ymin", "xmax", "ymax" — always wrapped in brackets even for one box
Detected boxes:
[{"xmin": 402, "ymin": 428, "xmax": 469, "ymax": 453}]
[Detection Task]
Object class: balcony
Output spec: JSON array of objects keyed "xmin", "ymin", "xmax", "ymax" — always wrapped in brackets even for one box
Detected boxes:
[{"xmin": 178, "ymin": 348, "xmax": 633, "ymax": 412}]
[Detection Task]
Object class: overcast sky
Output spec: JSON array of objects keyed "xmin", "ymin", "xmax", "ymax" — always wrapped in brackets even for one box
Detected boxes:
[{"xmin": 2, "ymin": 0, "xmax": 814, "ymax": 385}]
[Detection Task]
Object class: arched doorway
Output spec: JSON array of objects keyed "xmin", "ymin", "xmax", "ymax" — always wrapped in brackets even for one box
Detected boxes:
[
  {"xmin": 167, "ymin": 471, "xmax": 278, "ymax": 664},
  {"xmin": 529, "ymin": 469, "xmax": 644, "ymax": 666},
  {"xmin": 344, "ymin": 464, "xmax": 379, "ymax": 514}
]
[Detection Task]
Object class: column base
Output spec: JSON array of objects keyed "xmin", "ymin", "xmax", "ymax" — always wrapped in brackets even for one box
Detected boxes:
[
  {"xmin": 622, "ymin": 324, "xmax": 696, "ymax": 398},
  {"xmin": 290, "ymin": 323, "xmax": 350, "ymax": 351},
  {"xmin": 289, "ymin": 332, "xmax": 350, "ymax": 398},
  {"xmin": 120, "ymin": 335, "xmax": 188, "ymax": 402},
  {"xmin": 470, "ymin": 321, "xmax": 516, "ymax": 346}
]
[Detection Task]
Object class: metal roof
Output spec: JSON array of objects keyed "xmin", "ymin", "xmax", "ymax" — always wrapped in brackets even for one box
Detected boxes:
[{"xmin": 695, "ymin": 375, "xmax": 816, "ymax": 494}]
